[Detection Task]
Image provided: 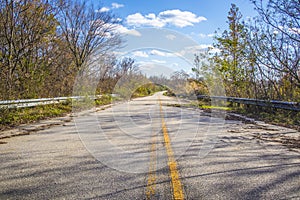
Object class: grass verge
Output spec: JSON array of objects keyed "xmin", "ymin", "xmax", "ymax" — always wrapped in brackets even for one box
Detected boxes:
[
  {"xmin": 0, "ymin": 101, "xmax": 72, "ymax": 131},
  {"xmin": 194, "ymin": 99, "xmax": 299, "ymax": 130},
  {"xmin": 0, "ymin": 95, "xmax": 115, "ymax": 131},
  {"xmin": 233, "ymin": 105, "xmax": 300, "ymax": 131},
  {"xmin": 166, "ymin": 99, "xmax": 299, "ymax": 131}
]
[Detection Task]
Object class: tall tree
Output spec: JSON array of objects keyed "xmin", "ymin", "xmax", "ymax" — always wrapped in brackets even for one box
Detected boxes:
[
  {"xmin": 57, "ymin": 0, "xmax": 121, "ymax": 73},
  {"xmin": 213, "ymin": 4, "xmax": 250, "ymax": 97},
  {"xmin": 0, "ymin": 0, "xmax": 58, "ymax": 99},
  {"xmin": 249, "ymin": 0, "xmax": 300, "ymax": 100}
]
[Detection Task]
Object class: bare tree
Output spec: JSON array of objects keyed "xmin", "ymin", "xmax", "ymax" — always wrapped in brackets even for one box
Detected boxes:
[
  {"xmin": 249, "ymin": 0, "xmax": 300, "ymax": 91},
  {"xmin": 0, "ymin": 0, "xmax": 58, "ymax": 99},
  {"xmin": 57, "ymin": 0, "xmax": 121, "ymax": 73}
]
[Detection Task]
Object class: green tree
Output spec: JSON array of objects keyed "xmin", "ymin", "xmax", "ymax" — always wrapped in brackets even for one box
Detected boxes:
[
  {"xmin": 0, "ymin": 0, "xmax": 58, "ymax": 99},
  {"xmin": 213, "ymin": 4, "xmax": 250, "ymax": 97}
]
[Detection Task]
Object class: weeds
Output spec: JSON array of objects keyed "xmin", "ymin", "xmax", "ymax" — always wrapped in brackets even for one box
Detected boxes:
[
  {"xmin": 196, "ymin": 99, "xmax": 299, "ymax": 129},
  {"xmin": 0, "ymin": 95, "xmax": 116, "ymax": 131},
  {"xmin": 0, "ymin": 102, "xmax": 72, "ymax": 131},
  {"xmin": 95, "ymin": 95, "xmax": 113, "ymax": 106},
  {"xmin": 233, "ymin": 105, "xmax": 300, "ymax": 130},
  {"xmin": 166, "ymin": 98, "xmax": 299, "ymax": 130}
]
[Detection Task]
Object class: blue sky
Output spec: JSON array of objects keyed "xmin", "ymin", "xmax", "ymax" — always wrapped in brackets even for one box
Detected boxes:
[{"xmin": 96, "ymin": 0, "xmax": 258, "ymax": 76}]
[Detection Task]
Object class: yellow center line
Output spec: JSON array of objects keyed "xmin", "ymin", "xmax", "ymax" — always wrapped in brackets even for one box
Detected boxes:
[{"xmin": 159, "ymin": 98, "xmax": 185, "ymax": 200}]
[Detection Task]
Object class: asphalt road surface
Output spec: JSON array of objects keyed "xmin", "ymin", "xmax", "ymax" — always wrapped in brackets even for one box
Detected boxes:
[{"xmin": 0, "ymin": 92, "xmax": 299, "ymax": 199}]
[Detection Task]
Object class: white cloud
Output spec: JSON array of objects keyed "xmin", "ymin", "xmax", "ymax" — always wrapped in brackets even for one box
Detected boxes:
[
  {"xmin": 158, "ymin": 9, "xmax": 207, "ymax": 28},
  {"xmin": 115, "ymin": 18, "xmax": 123, "ymax": 22},
  {"xmin": 146, "ymin": 13, "xmax": 156, "ymax": 19},
  {"xmin": 132, "ymin": 51, "xmax": 149, "ymax": 58},
  {"xmin": 198, "ymin": 33, "xmax": 214, "ymax": 38},
  {"xmin": 127, "ymin": 13, "xmax": 165, "ymax": 27},
  {"xmin": 138, "ymin": 63, "xmax": 174, "ymax": 77},
  {"xmin": 152, "ymin": 59, "xmax": 167, "ymax": 64},
  {"xmin": 126, "ymin": 9, "xmax": 207, "ymax": 28},
  {"xmin": 166, "ymin": 34, "xmax": 176, "ymax": 40},
  {"xmin": 114, "ymin": 24, "xmax": 141, "ymax": 36},
  {"xmin": 150, "ymin": 50, "xmax": 174, "ymax": 57},
  {"xmin": 125, "ymin": 29, "xmax": 141, "ymax": 36},
  {"xmin": 199, "ymin": 33, "xmax": 206, "ymax": 38},
  {"xmin": 136, "ymin": 61, "xmax": 152, "ymax": 66},
  {"xmin": 111, "ymin": 3, "xmax": 124, "ymax": 9},
  {"xmin": 98, "ymin": 7, "xmax": 110, "ymax": 13},
  {"xmin": 98, "ymin": 3, "xmax": 124, "ymax": 13},
  {"xmin": 178, "ymin": 44, "xmax": 213, "ymax": 56},
  {"xmin": 190, "ymin": 44, "xmax": 213, "ymax": 50}
]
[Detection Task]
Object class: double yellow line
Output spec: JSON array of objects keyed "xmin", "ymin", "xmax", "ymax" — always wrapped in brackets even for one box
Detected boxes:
[
  {"xmin": 160, "ymin": 99, "xmax": 184, "ymax": 200},
  {"xmin": 146, "ymin": 98, "xmax": 184, "ymax": 200}
]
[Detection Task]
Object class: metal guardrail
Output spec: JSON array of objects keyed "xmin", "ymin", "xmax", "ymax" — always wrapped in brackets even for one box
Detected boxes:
[
  {"xmin": 197, "ymin": 95, "xmax": 300, "ymax": 111},
  {"xmin": 1, "ymin": 94, "xmax": 298, "ymax": 111},
  {"xmin": 0, "ymin": 95, "xmax": 102, "ymax": 109}
]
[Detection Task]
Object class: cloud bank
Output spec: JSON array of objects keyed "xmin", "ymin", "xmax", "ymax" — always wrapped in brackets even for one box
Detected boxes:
[{"xmin": 126, "ymin": 9, "xmax": 207, "ymax": 28}]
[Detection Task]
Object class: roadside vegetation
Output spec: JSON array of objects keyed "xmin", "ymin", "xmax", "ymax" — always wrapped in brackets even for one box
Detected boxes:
[
  {"xmin": 0, "ymin": 1, "xmax": 144, "ymax": 101},
  {"xmin": 234, "ymin": 105, "xmax": 300, "ymax": 131},
  {"xmin": 0, "ymin": 102, "xmax": 72, "ymax": 131},
  {"xmin": 132, "ymin": 84, "xmax": 167, "ymax": 98},
  {"xmin": 199, "ymin": 100, "xmax": 300, "ymax": 130},
  {"xmin": 191, "ymin": 1, "xmax": 300, "ymax": 102},
  {"xmin": 191, "ymin": 0, "xmax": 299, "ymax": 129},
  {"xmin": 0, "ymin": 0, "xmax": 161, "ymax": 129},
  {"xmin": 0, "ymin": 95, "xmax": 120, "ymax": 131},
  {"xmin": 0, "ymin": 85, "xmax": 166, "ymax": 131},
  {"xmin": 163, "ymin": 0, "xmax": 299, "ymax": 129},
  {"xmin": 166, "ymin": 98, "xmax": 300, "ymax": 131},
  {"xmin": 0, "ymin": 0, "xmax": 299, "ymax": 130}
]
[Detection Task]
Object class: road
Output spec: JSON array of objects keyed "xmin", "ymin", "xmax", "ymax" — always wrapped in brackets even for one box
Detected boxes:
[{"xmin": 0, "ymin": 92, "xmax": 299, "ymax": 199}]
